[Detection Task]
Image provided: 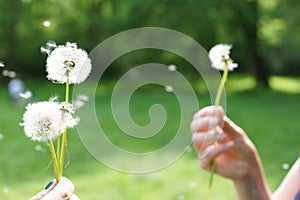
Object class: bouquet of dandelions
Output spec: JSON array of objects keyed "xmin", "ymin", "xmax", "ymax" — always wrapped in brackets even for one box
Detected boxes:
[
  {"xmin": 207, "ymin": 44, "xmax": 238, "ymax": 195},
  {"xmin": 20, "ymin": 42, "xmax": 92, "ymax": 182}
]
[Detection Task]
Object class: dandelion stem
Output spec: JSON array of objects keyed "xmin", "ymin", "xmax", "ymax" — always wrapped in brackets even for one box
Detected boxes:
[
  {"xmin": 207, "ymin": 65, "xmax": 229, "ymax": 197},
  {"xmin": 59, "ymin": 78, "xmax": 70, "ymax": 178},
  {"xmin": 48, "ymin": 140, "xmax": 60, "ymax": 182},
  {"xmin": 56, "ymin": 135, "xmax": 61, "ymax": 168},
  {"xmin": 214, "ymin": 66, "xmax": 228, "ymax": 106}
]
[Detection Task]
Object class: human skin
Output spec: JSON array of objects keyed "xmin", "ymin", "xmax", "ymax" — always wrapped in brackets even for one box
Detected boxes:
[
  {"xmin": 191, "ymin": 106, "xmax": 299, "ymax": 200},
  {"xmin": 29, "ymin": 177, "xmax": 79, "ymax": 200}
]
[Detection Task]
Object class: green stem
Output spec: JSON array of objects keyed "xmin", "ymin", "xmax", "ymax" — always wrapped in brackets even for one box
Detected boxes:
[
  {"xmin": 207, "ymin": 65, "xmax": 229, "ymax": 197},
  {"xmin": 56, "ymin": 135, "xmax": 61, "ymax": 168},
  {"xmin": 214, "ymin": 67, "xmax": 228, "ymax": 106},
  {"xmin": 48, "ymin": 140, "xmax": 60, "ymax": 182},
  {"xmin": 59, "ymin": 78, "xmax": 70, "ymax": 178}
]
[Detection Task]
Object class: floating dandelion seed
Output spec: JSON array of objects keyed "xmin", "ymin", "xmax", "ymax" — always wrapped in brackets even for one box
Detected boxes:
[
  {"xmin": 2, "ymin": 70, "xmax": 9, "ymax": 77},
  {"xmin": 189, "ymin": 181, "xmax": 197, "ymax": 188},
  {"xmin": 168, "ymin": 64, "xmax": 177, "ymax": 72},
  {"xmin": 40, "ymin": 41, "xmax": 57, "ymax": 55},
  {"xmin": 165, "ymin": 85, "xmax": 174, "ymax": 93},
  {"xmin": 177, "ymin": 195, "xmax": 185, "ymax": 200},
  {"xmin": 8, "ymin": 71, "xmax": 16, "ymax": 78},
  {"xmin": 73, "ymin": 94, "xmax": 89, "ymax": 110},
  {"xmin": 3, "ymin": 187, "xmax": 9, "ymax": 194},
  {"xmin": 43, "ymin": 21, "xmax": 51, "ymax": 27},
  {"xmin": 35, "ymin": 144, "xmax": 45, "ymax": 153},
  {"xmin": 0, "ymin": 133, "xmax": 3, "ymax": 140},
  {"xmin": 282, "ymin": 163, "xmax": 290, "ymax": 170},
  {"xmin": 20, "ymin": 90, "xmax": 32, "ymax": 99}
]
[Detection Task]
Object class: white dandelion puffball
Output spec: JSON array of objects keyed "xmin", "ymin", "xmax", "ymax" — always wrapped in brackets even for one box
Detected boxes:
[
  {"xmin": 46, "ymin": 42, "xmax": 92, "ymax": 84},
  {"xmin": 20, "ymin": 101, "xmax": 79, "ymax": 142},
  {"xmin": 208, "ymin": 44, "xmax": 238, "ymax": 71}
]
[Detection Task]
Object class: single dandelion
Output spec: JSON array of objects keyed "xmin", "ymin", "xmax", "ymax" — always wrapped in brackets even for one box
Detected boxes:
[
  {"xmin": 206, "ymin": 43, "xmax": 238, "ymax": 196},
  {"xmin": 20, "ymin": 99, "xmax": 78, "ymax": 142},
  {"xmin": 20, "ymin": 99, "xmax": 78, "ymax": 181},
  {"xmin": 46, "ymin": 42, "xmax": 92, "ymax": 84}
]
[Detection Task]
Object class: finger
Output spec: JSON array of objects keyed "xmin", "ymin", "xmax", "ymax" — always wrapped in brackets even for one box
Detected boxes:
[
  {"xmin": 223, "ymin": 116, "xmax": 246, "ymax": 138},
  {"xmin": 199, "ymin": 141, "xmax": 234, "ymax": 171},
  {"xmin": 190, "ymin": 116, "xmax": 222, "ymax": 133},
  {"xmin": 193, "ymin": 106, "xmax": 224, "ymax": 120},
  {"xmin": 192, "ymin": 132, "xmax": 227, "ymax": 151},
  {"xmin": 42, "ymin": 177, "xmax": 75, "ymax": 200},
  {"xmin": 29, "ymin": 179, "xmax": 57, "ymax": 200}
]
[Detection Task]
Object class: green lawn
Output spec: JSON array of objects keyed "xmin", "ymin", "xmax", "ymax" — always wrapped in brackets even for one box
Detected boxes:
[{"xmin": 0, "ymin": 75, "xmax": 299, "ymax": 199}]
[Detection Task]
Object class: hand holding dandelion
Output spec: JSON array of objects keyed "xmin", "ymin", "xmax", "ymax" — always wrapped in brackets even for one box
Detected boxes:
[
  {"xmin": 207, "ymin": 44, "xmax": 238, "ymax": 195},
  {"xmin": 21, "ymin": 42, "xmax": 92, "ymax": 182}
]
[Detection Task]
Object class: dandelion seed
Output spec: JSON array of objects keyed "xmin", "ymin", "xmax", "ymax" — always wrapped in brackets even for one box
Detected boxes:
[
  {"xmin": 168, "ymin": 64, "xmax": 177, "ymax": 72},
  {"xmin": 209, "ymin": 44, "xmax": 238, "ymax": 71},
  {"xmin": 165, "ymin": 85, "xmax": 174, "ymax": 93},
  {"xmin": 73, "ymin": 94, "xmax": 89, "ymax": 110},
  {"xmin": 0, "ymin": 61, "xmax": 4, "ymax": 68},
  {"xmin": 3, "ymin": 187, "xmax": 9, "ymax": 194},
  {"xmin": 41, "ymin": 41, "xmax": 57, "ymax": 55},
  {"xmin": 45, "ymin": 42, "xmax": 92, "ymax": 84},
  {"xmin": 189, "ymin": 181, "xmax": 197, "ymax": 188},
  {"xmin": 20, "ymin": 90, "xmax": 32, "ymax": 99},
  {"xmin": 282, "ymin": 163, "xmax": 290, "ymax": 170},
  {"xmin": 8, "ymin": 71, "xmax": 17, "ymax": 78},
  {"xmin": 20, "ymin": 100, "xmax": 79, "ymax": 142},
  {"xmin": 2, "ymin": 70, "xmax": 9, "ymax": 77},
  {"xmin": 35, "ymin": 144, "xmax": 44, "ymax": 152},
  {"xmin": 0, "ymin": 134, "xmax": 4, "ymax": 140},
  {"xmin": 43, "ymin": 20, "xmax": 51, "ymax": 27}
]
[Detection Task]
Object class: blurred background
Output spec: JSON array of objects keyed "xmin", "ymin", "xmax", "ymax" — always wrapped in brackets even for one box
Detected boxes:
[{"xmin": 0, "ymin": 0, "xmax": 299, "ymax": 199}]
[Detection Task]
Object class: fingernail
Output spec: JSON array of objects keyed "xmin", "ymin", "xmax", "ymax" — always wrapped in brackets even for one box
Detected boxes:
[
  {"xmin": 44, "ymin": 179, "xmax": 55, "ymax": 190},
  {"xmin": 209, "ymin": 117, "xmax": 219, "ymax": 127}
]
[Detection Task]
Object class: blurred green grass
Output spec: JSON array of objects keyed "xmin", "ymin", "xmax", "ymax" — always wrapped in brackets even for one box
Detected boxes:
[{"xmin": 0, "ymin": 74, "xmax": 299, "ymax": 199}]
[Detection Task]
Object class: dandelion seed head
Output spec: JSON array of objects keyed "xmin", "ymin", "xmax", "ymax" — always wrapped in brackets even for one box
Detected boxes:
[
  {"xmin": 46, "ymin": 42, "xmax": 92, "ymax": 84},
  {"xmin": 20, "ymin": 100, "xmax": 79, "ymax": 142},
  {"xmin": 209, "ymin": 44, "xmax": 238, "ymax": 71}
]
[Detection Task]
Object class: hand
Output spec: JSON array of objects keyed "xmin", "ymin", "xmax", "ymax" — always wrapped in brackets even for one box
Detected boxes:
[
  {"xmin": 190, "ymin": 106, "xmax": 259, "ymax": 181},
  {"xmin": 29, "ymin": 177, "xmax": 79, "ymax": 200}
]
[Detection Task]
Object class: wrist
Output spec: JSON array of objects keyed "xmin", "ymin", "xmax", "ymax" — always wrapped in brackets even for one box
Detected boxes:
[{"xmin": 233, "ymin": 154, "xmax": 271, "ymax": 200}]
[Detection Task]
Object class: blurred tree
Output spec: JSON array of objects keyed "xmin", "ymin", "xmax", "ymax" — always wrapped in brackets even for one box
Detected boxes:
[{"xmin": 0, "ymin": 0, "xmax": 299, "ymax": 87}]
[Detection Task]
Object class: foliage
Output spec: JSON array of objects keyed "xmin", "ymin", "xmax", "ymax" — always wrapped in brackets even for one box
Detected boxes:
[{"xmin": 0, "ymin": 0, "xmax": 299, "ymax": 83}]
